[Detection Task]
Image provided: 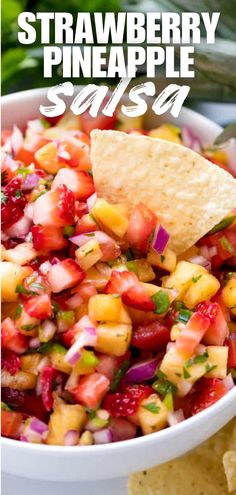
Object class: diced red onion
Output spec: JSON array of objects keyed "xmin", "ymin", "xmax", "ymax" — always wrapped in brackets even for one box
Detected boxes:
[
  {"xmin": 66, "ymin": 292, "xmax": 83, "ymax": 310},
  {"xmin": 20, "ymin": 435, "xmax": 29, "ymax": 442},
  {"xmin": 177, "ymin": 380, "xmax": 192, "ymax": 397},
  {"xmin": 167, "ymin": 409, "xmax": 185, "ymax": 426},
  {"xmin": 37, "ymin": 356, "xmax": 50, "ymax": 372},
  {"xmin": 39, "ymin": 260, "xmax": 52, "ymax": 275},
  {"xmin": 53, "ymin": 139, "xmax": 71, "ymax": 163},
  {"xmin": 64, "ymin": 430, "xmax": 79, "ymax": 446},
  {"xmin": 2, "ymin": 151, "xmax": 19, "ymax": 172},
  {"xmin": 6, "ymin": 215, "xmax": 32, "ymax": 238},
  {"xmin": 93, "ymin": 428, "xmax": 113, "ymax": 444},
  {"xmin": 11, "ymin": 125, "xmax": 23, "ymax": 155},
  {"xmin": 20, "ymin": 417, "xmax": 48, "ymax": 443},
  {"xmin": 29, "ymin": 337, "xmax": 40, "ymax": 349},
  {"xmin": 124, "ymin": 358, "xmax": 159, "ymax": 383},
  {"xmin": 24, "ymin": 203, "xmax": 34, "ymax": 220},
  {"xmin": 35, "ymin": 376, "xmax": 42, "ymax": 396},
  {"xmin": 70, "ymin": 231, "xmax": 121, "ymax": 262},
  {"xmin": 51, "ymin": 257, "xmax": 60, "ymax": 265},
  {"xmin": 188, "ymin": 255, "xmax": 211, "ymax": 271},
  {"xmin": 182, "ymin": 127, "xmax": 201, "ymax": 153},
  {"xmin": 97, "ymin": 409, "xmax": 110, "ymax": 421},
  {"xmin": 223, "ymin": 373, "xmax": 235, "ymax": 391},
  {"xmin": 30, "ymin": 417, "xmax": 48, "ymax": 435},
  {"xmin": 65, "ymin": 316, "xmax": 97, "ymax": 365},
  {"xmin": 151, "ymin": 224, "xmax": 170, "ymax": 255},
  {"xmin": 22, "ymin": 173, "xmax": 40, "ymax": 191},
  {"xmin": 87, "ymin": 193, "xmax": 97, "ymax": 212},
  {"xmin": 41, "ymin": 320, "xmax": 56, "ymax": 341}
]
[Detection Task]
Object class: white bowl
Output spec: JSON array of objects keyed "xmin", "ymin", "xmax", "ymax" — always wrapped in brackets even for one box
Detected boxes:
[{"xmin": 2, "ymin": 88, "xmax": 236, "ymax": 484}]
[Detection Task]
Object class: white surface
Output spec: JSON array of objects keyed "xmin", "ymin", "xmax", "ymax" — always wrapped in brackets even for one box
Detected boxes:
[{"xmin": 1, "ymin": 89, "xmax": 236, "ymax": 490}]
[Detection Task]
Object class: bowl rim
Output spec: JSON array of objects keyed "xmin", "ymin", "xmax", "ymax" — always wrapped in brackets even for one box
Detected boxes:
[{"xmin": 2, "ymin": 87, "xmax": 235, "ymax": 455}]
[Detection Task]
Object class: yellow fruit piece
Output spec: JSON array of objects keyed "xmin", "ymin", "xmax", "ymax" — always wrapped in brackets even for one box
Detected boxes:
[
  {"xmin": 147, "ymin": 247, "xmax": 177, "ymax": 273},
  {"xmin": 160, "ymin": 346, "xmax": 188, "ymax": 384},
  {"xmin": 163, "ymin": 261, "xmax": 207, "ymax": 300},
  {"xmin": 205, "ymin": 346, "xmax": 228, "ymax": 379},
  {"xmin": 183, "ymin": 273, "xmax": 220, "ymax": 309},
  {"xmin": 149, "ymin": 124, "xmax": 181, "ymax": 144},
  {"xmin": 95, "ymin": 322, "xmax": 132, "ymax": 357},
  {"xmin": 20, "ymin": 353, "xmax": 42, "ymax": 375},
  {"xmin": 170, "ymin": 323, "xmax": 184, "ymax": 341},
  {"xmin": 88, "ymin": 294, "xmax": 131, "ymax": 324},
  {"xmin": 75, "ymin": 239, "xmax": 102, "ymax": 271},
  {"xmin": 116, "ymin": 112, "xmax": 144, "ymax": 131},
  {"xmin": 222, "ymin": 278, "xmax": 236, "ymax": 316},
  {"xmin": 75, "ymin": 350, "xmax": 98, "ymax": 375},
  {"xmin": 35, "ymin": 142, "xmax": 66, "ymax": 174},
  {"xmin": 91, "ymin": 198, "xmax": 129, "ymax": 238},
  {"xmin": 56, "ymin": 112, "xmax": 82, "ymax": 130},
  {"xmin": 127, "ymin": 307, "xmax": 160, "ymax": 325},
  {"xmin": 1, "ymin": 369, "xmax": 37, "ymax": 390},
  {"xmin": 47, "ymin": 404, "xmax": 87, "ymax": 445},
  {"xmin": 50, "ymin": 346, "xmax": 72, "ymax": 375},
  {"xmin": 177, "ymin": 245, "xmax": 199, "ymax": 261},
  {"xmin": 1, "ymin": 244, "xmax": 6, "ymax": 261},
  {"xmin": 128, "ymin": 259, "xmax": 155, "ymax": 282},
  {"xmin": 3, "ymin": 242, "xmax": 37, "ymax": 265},
  {"xmin": 79, "ymin": 430, "xmax": 93, "ymax": 446},
  {"xmin": 15, "ymin": 309, "xmax": 39, "ymax": 336},
  {"xmin": 137, "ymin": 394, "xmax": 168, "ymax": 435},
  {"xmin": 1, "ymin": 262, "xmax": 32, "ymax": 302},
  {"xmin": 85, "ymin": 266, "xmax": 109, "ymax": 290}
]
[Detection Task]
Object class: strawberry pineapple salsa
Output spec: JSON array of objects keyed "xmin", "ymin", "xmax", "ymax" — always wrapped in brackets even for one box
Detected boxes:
[{"xmin": 1, "ymin": 112, "xmax": 236, "ymax": 446}]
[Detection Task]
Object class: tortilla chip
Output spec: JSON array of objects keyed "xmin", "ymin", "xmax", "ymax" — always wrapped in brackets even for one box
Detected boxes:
[
  {"xmin": 223, "ymin": 452, "xmax": 236, "ymax": 492},
  {"xmin": 128, "ymin": 420, "xmax": 236, "ymax": 495},
  {"xmin": 91, "ymin": 130, "xmax": 236, "ymax": 254}
]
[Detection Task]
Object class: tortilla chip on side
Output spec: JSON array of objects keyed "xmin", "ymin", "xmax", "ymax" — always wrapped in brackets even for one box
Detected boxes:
[
  {"xmin": 223, "ymin": 451, "xmax": 236, "ymax": 492},
  {"xmin": 91, "ymin": 130, "xmax": 236, "ymax": 254}
]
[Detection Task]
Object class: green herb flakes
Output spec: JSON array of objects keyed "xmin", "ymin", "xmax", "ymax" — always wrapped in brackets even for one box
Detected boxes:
[
  {"xmin": 151, "ymin": 290, "xmax": 170, "ymax": 314},
  {"xmin": 142, "ymin": 402, "xmax": 160, "ymax": 414}
]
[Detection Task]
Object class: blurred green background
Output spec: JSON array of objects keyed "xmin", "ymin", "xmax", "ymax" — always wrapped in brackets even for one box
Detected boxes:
[{"xmin": 2, "ymin": 0, "xmax": 236, "ymax": 103}]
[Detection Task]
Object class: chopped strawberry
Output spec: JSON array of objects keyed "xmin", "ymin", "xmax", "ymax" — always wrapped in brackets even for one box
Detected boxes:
[
  {"xmin": 105, "ymin": 270, "xmax": 138, "ymax": 295},
  {"xmin": 1, "ymin": 318, "xmax": 28, "ymax": 354},
  {"xmin": 104, "ymin": 384, "xmax": 152, "ymax": 417},
  {"xmin": 71, "ymin": 373, "xmax": 110, "ymax": 409},
  {"xmin": 225, "ymin": 333, "xmax": 236, "ymax": 368},
  {"xmin": 40, "ymin": 366, "xmax": 58, "ymax": 412},
  {"xmin": 2, "ymin": 351, "xmax": 21, "ymax": 375},
  {"xmin": 199, "ymin": 229, "xmax": 236, "ymax": 268},
  {"xmin": 1, "ymin": 387, "xmax": 25, "ymax": 407},
  {"xmin": 1, "ymin": 388, "xmax": 48, "ymax": 422},
  {"xmin": 75, "ymin": 202, "xmax": 89, "ymax": 218},
  {"xmin": 176, "ymin": 312, "xmax": 210, "ymax": 355},
  {"xmin": 127, "ymin": 203, "xmax": 157, "ymax": 253},
  {"xmin": 197, "ymin": 301, "xmax": 229, "ymax": 346},
  {"xmin": 71, "ymin": 282, "xmax": 97, "ymax": 302},
  {"xmin": 1, "ymin": 177, "xmax": 26, "ymax": 229},
  {"xmin": 1, "ymin": 410, "xmax": 23, "ymax": 438},
  {"xmin": 24, "ymin": 294, "xmax": 52, "ymax": 320},
  {"xmin": 132, "ymin": 320, "xmax": 170, "ymax": 351},
  {"xmin": 80, "ymin": 111, "xmax": 117, "ymax": 135},
  {"xmin": 47, "ymin": 258, "xmax": 85, "ymax": 293},
  {"xmin": 190, "ymin": 378, "xmax": 228, "ymax": 415},
  {"xmin": 122, "ymin": 284, "xmax": 155, "ymax": 312},
  {"xmin": 110, "ymin": 418, "xmax": 137, "ymax": 442},
  {"xmin": 32, "ymin": 225, "xmax": 68, "ymax": 252},
  {"xmin": 96, "ymin": 354, "xmax": 119, "ymax": 382},
  {"xmin": 75, "ymin": 214, "xmax": 98, "ymax": 235},
  {"xmin": 52, "ymin": 168, "xmax": 95, "ymax": 201},
  {"xmin": 33, "ymin": 185, "xmax": 75, "ymax": 227}
]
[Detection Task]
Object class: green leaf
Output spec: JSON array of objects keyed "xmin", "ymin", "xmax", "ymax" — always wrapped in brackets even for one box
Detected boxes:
[
  {"xmin": 208, "ymin": 216, "xmax": 236, "ymax": 235},
  {"xmin": 177, "ymin": 309, "xmax": 193, "ymax": 324},
  {"xmin": 142, "ymin": 402, "xmax": 160, "ymax": 414},
  {"xmin": 152, "ymin": 377, "xmax": 177, "ymax": 396},
  {"xmin": 1, "ymin": 48, "xmax": 37, "ymax": 84},
  {"xmin": 15, "ymin": 284, "xmax": 32, "ymax": 295},
  {"xmin": 183, "ymin": 367, "xmax": 191, "ymax": 379},
  {"xmin": 192, "ymin": 274, "xmax": 202, "ymax": 283},
  {"xmin": 1, "ymin": 401, "xmax": 11, "ymax": 411},
  {"xmin": 163, "ymin": 392, "xmax": 173, "ymax": 411},
  {"xmin": 185, "ymin": 350, "xmax": 209, "ymax": 368},
  {"xmin": 126, "ymin": 260, "xmax": 138, "ymax": 274},
  {"xmin": 151, "ymin": 290, "xmax": 170, "ymax": 314},
  {"xmin": 110, "ymin": 359, "xmax": 130, "ymax": 393},
  {"xmin": 14, "ymin": 304, "xmax": 23, "ymax": 319}
]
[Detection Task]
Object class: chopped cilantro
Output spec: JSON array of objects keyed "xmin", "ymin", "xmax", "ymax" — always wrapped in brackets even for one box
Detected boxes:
[
  {"xmin": 192, "ymin": 274, "xmax": 202, "ymax": 283},
  {"xmin": 205, "ymin": 363, "xmax": 217, "ymax": 374},
  {"xmin": 183, "ymin": 367, "xmax": 191, "ymax": 379},
  {"xmin": 17, "ymin": 167, "xmax": 31, "ymax": 177},
  {"xmin": 85, "ymin": 232, "xmax": 95, "ymax": 237},
  {"xmin": 110, "ymin": 359, "xmax": 130, "ymax": 393},
  {"xmin": 163, "ymin": 392, "xmax": 173, "ymax": 411},
  {"xmin": 156, "ymin": 369, "xmax": 167, "ymax": 379},
  {"xmin": 1, "ymin": 171, "xmax": 8, "ymax": 185},
  {"xmin": 15, "ymin": 190, "xmax": 22, "ymax": 198},
  {"xmin": 209, "ymin": 216, "xmax": 236, "ymax": 235},
  {"xmin": 21, "ymin": 324, "xmax": 37, "ymax": 331},
  {"xmin": 1, "ymin": 402, "xmax": 11, "ymax": 411},
  {"xmin": 30, "ymin": 282, "xmax": 45, "ymax": 292},
  {"xmin": 160, "ymin": 255, "xmax": 165, "ymax": 263},
  {"xmin": 152, "ymin": 376, "xmax": 177, "ymax": 396},
  {"xmin": 63, "ymin": 226, "xmax": 75, "ymax": 237},
  {"xmin": 126, "ymin": 260, "xmax": 138, "ymax": 274},
  {"xmin": 24, "ymin": 342, "xmax": 53, "ymax": 355},
  {"xmin": 15, "ymin": 284, "xmax": 32, "ymax": 295},
  {"xmin": 142, "ymin": 402, "xmax": 160, "ymax": 414},
  {"xmin": 87, "ymin": 170, "xmax": 93, "ymax": 177},
  {"xmin": 52, "ymin": 301, "xmax": 60, "ymax": 314},
  {"xmin": 148, "ymin": 228, "xmax": 155, "ymax": 245},
  {"xmin": 220, "ymin": 236, "xmax": 235, "ymax": 255},
  {"xmin": 85, "ymin": 248, "xmax": 94, "ymax": 256},
  {"xmin": 185, "ymin": 350, "xmax": 209, "ymax": 368},
  {"xmin": 151, "ymin": 290, "xmax": 170, "ymax": 314},
  {"xmin": 1, "ymin": 191, "xmax": 7, "ymax": 204},
  {"xmin": 14, "ymin": 305, "xmax": 23, "ymax": 319},
  {"xmin": 177, "ymin": 309, "xmax": 193, "ymax": 324}
]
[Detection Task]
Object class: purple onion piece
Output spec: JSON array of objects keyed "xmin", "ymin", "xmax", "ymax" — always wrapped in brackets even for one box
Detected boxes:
[
  {"xmin": 64, "ymin": 430, "xmax": 79, "ymax": 446},
  {"xmin": 22, "ymin": 173, "xmax": 40, "ymax": 191},
  {"xmin": 124, "ymin": 358, "xmax": 159, "ymax": 384},
  {"xmin": 30, "ymin": 417, "xmax": 48, "ymax": 435},
  {"xmin": 93, "ymin": 428, "xmax": 113, "ymax": 445},
  {"xmin": 151, "ymin": 225, "xmax": 170, "ymax": 255}
]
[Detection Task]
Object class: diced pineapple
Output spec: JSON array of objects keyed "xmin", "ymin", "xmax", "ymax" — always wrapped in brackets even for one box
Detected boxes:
[
  {"xmin": 1, "ymin": 262, "xmax": 32, "ymax": 302},
  {"xmin": 20, "ymin": 353, "xmax": 42, "ymax": 375},
  {"xmin": 75, "ymin": 350, "xmax": 99, "ymax": 375},
  {"xmin": 170, "ymin": 323, "xmax": 185, "ymax": 341},
  {"xmin": 205, "ymin": 346, "xmax": 228, "ymax": 379},
  {"xmin": 35, "ymin": 142, "xmax": 65, "ymax": 174},
  {"xmin": 78, "ymin": 430, "xmax": 93, "ymax": 445},
  {"xmin": 1, "ymin": 369, "xmax": 37, "ymax": 390},
  {"xmin": 160, "ymin": 346, "xmax": 188, "ymax": 385},
  {"xmin": 75, "ymin": 239, "xmax": 102, "ymax": 271},
  {"xmin": 126, "ymin": 259, "xmax": 155, "ymax": 282},
  {"xmin": 1, "ymin": 244, "xmax": 6, "ymax": 261},
  {"xmin": 147, "ymin": 247, "xmax": 177, "ymax": 273},
  {"xmin": 222, "ymin": 278, "xmax": 236, "ymax": 316},
  {"xmin": 50, "ymin": 344, "xmax": 72, "ymax": 374},
  {"xmin": 149, "ymin": 124, "xmax": 181, "ymax": 144},
  {"xmin": 56, "ymin": 112, "xmax": 82, "ymax": 130},
  {"xmin": 91, "ymin": 199, "xmax": 129, "ymax": 238},
  {"xmin": 15, "ymin": 309, "xmax": 39, "ymax": 336},
  {"xmin": 3, "ymin": 242, "xmax": 37, "ymax": 265},
  {"xmin": 116, "ymin": 112, "xmax": 144, "ymax": 131},
  {"xmin": 85, "ymin": 266, "xmax": 109, "ymax": 290},
  {"xmin": 88, "ymin": 294, "xmax": 131, "ymax": 324},
  {"xmin": 127, "ymin": 307, "xmax": 160, "ymax": 325},
  {"xmin": 95, "ymin": 322, "xmax": 132, "ymax": 356},
  {"xmin": 47, "ymin": 404, "xmax": 87, "ymax": 445},
  {"xmin": 183, "ymin": 273, "xmax": 220, "ymax": 309},
  {"xmin": 163, "ymin": 261, "xmax": 207, "ymax": 300},
  {"xmin": 142, "ymin": 283, "xmax": 177, "ymax": 305},
  {"xmin": 137, "ymin": 393, "xmax": 168, "ymax": 435}
]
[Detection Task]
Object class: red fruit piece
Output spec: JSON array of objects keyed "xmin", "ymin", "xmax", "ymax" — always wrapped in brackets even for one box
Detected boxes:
[
  {"xmin": 1, "ymin": 317, "xmax": 28, "ymax": 354},
  {"xmin": 40, "ymin": 366, "xmax": 58, "ymax": 412},
  {"xmin": 190, "ymin": 378, "xmax": 228, "ymax": 415},
  {"xmin": 122, "ymin": 284, "xmax": 155, "ymax": 312},
  {"xmin": 47, "ymin": 258, "xmax": 85, "ymax": 293},
  {"xmin": 1, "ymin": 387, "xmax": 25, "ymax": 407},
  {"xmin": 75, "ymin": 214, "xmax": 98, "ymax": 235},
  {"xmin": 132, "ymin": 320, "xmax": 170, "ymax": 351},
  {"xmin": 80, "ymin": 111, "xmax": 117, "ymax": 135},
  {"xmin": 2, "ymin": 351, "xmax": 21, "ymax": 375},
  {"xmin": 52, "ymin": 168, "xmax": 95, "ymax": 201},
  {"xmin": 175, "ymin": 312, "xmax": 210, "ymax": 355},
  {"xmin": 25, "ymin": 294, "xmax": 52, "ymax": 320},
  {"xmin": 1, "ymin": 177, "xmax": 26, "ymax": 229},
  {"xmin": 1, "ymin": 410, "xmax": 23, "ymax": 438},
  {"xmin": 127, "ymin": 203, "xmax": 157, "ymax": 253},
  {"xmin": 198, "ymin": 301, "xmax": 229, "ymax": 346},
  {"xmin": 33, "ymin": 185, "xmax": 75, "ymax": 227},
  {"xmin": 71, "ymin": 373, "xmax": 110, "ymax": 409},
  {"xmin": 104, "ymin": 384, "xmax": 152, "ymax": 417},
  {"xmin": 32, "ymin": 225, "xmax": 68, "ymax": 252},
  {"xmin": 105, "ymin": 270, "xmax": 139, "ymax": 295},
  {"xmin": 225, "ymin": 333, "xmax": 236, "ymax": 368}
]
